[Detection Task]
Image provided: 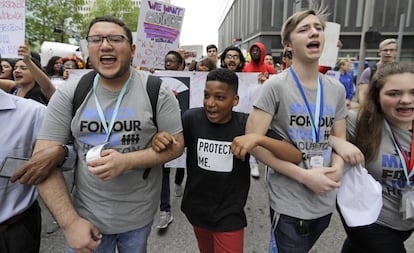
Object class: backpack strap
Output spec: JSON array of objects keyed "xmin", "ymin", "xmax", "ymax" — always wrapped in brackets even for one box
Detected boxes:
[
  {"xmin": 72, "ymin": 70, "xmax": 97, "ymax": 117},
  {"xmin": 146, "ymin": 75, "xmax": 162, "ymax": 130},
  {"xmin": 143, "ymin": 75, "xmax": 162, "ymax": 179},
  {"xmin": 369, "ymin": 64, "xmax": 378, "ymax": 81}
]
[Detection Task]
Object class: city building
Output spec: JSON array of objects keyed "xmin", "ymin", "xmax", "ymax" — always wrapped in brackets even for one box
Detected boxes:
[{"xmin": 218, "ymin": 0, "xmax": 414, "ymax": 64}]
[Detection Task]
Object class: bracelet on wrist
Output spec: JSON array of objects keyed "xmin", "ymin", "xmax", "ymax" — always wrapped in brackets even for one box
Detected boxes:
[{"xmin": 59, "ymin": 144, "xmax": 69, "ymax": 167}]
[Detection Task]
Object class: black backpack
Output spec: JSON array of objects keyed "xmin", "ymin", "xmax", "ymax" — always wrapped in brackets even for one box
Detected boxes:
[
  {"xmin": 369, "ymin": 64, "xmax": 378, "ymax": 81},
  {"xmin": 72, "ymin": 70, "xmax": 161, "ymax": 179}
]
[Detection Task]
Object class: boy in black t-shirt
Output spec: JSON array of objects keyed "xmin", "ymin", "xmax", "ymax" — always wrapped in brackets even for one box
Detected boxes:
[{"xmin": 152, "ymin": 68, "xmax": 301, "ymax": 252}]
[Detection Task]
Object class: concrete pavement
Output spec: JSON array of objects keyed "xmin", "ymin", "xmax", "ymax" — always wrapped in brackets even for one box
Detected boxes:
[{"xmin": 39, "ymin": 168, "xmax": 414, "ymax": 252}]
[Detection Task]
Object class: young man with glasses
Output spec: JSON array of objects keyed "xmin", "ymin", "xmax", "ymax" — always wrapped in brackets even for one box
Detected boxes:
[
  {"xmin": 219, "ymin": 45, "xmax": 246, "ymax": 73},
  {"xmin": 358, "ymin": 38, "xmax": 398, "ymax": 105},
  {"xmin": 34, "ymin": 16, "xmax": 184, "ymax": 253}
]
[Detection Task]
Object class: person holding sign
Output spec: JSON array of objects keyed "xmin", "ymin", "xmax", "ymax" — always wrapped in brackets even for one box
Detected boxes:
[
  {"xmin": 332, "ymin": 62, "xmax": 414, "ymax": 253},
  {"xmin": 151, "ymin": 68, "xmax": 301, "ymax": 252},
  {"xmin": 0, "ymin": 44, "xmax": 55, "ymax": 105},
  {"xmin": 242, "ymin": 6, "xmax": 347, "ymax": 252},
  {"xmin": 34, "ymin": 16, "xmax": 184, "ymax": 253}
]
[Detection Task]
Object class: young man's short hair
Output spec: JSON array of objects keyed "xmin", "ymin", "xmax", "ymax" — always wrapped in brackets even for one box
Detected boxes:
[
  {"xmin": 86, "ymin": 15, "xmax": 133, "ymax": 45},
  {"xmin": 281, "ymin": 7, "xmax": 329, "ymax": 47},
  {"xmin": 165, "ymin": 50, "xmax": 184, "ymax": 66},
  {"xmin": 206, "ymin": 44, "xmax": 218, "ymax": 53},
  {"xmin": 206, "ymin": 68, "xmax": 238, "ymax": 93},
  {"xmin": 378, "ymin": 38, "xmax": 397, "ymax": 49}
]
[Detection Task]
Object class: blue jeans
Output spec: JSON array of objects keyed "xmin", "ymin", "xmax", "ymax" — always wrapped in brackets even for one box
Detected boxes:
[
  {"xmin": 271, "ymin": 210, "xmax": 331, "ymax": 253},
  {"xmin": 67, "ymin": 221, "xmax": 153, "ymax": 253}
]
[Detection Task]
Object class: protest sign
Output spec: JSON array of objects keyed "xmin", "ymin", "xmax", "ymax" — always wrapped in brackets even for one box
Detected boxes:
[
  {"xmin": 133, "ymin": 0, "xmax": 185, "ymax": 69},
  {"xmin": 180, "ymin": 45, "xmax": 203, "ymax": 63},
  {"xmin": 319, "ymin": 22, "xmax": 340, "ymax": 68},
  {"xmin": 0, "ymin": 0, "xmax": 25, "ymax": 58}
]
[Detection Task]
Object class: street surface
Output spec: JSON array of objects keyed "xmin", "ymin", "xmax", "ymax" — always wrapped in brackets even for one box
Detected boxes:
[{"xmin": 39, "ymin": 168, "xmax": 414, "ymax": 253}]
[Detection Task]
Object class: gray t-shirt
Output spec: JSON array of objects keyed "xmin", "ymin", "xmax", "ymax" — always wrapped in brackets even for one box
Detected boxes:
[
  {"xmin": 254, "ymin": 70, "xmax": 347, "ymax": 219},
  {"xmin": 359, "ymin": 62, "xmax": 380, "ymax": 85},
  {"xmin": 37, "ymin": 69, "xmax": 182, "ymax": 234},
  {"xmin": 347, "ymin": 110, "xmax": 414, "ymax": 230}
]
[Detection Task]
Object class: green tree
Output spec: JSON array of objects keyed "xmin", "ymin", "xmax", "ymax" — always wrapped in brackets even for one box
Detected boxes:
[
  {"xmin": 83, "ymin": 0, "xmax": 140, "ymax": 36},
  {"xmin": 26, "ymin": 0, "xmax": 84, "ymax": 47}
]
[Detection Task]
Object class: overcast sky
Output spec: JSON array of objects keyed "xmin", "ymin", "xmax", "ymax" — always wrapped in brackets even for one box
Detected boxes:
[{"xmin": 171, "ymin": 0, "xmax": 225, "ymax": 52}]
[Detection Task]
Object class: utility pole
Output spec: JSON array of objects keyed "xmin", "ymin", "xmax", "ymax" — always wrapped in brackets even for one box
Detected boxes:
[
  {"xmin": 396, "ymin": 13, "xmax": 405, "ymax": 62},
  {"xmin": 356, "ymin": 0, "xmax": 372, "ymax": 100}
]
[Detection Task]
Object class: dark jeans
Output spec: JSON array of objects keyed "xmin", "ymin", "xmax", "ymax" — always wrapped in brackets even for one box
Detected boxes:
[
  {"xmin": 0, "ymin": 201, "xmax": 41, "ymax": 253},
  {"xmin": 339, "ymin": 210, "xmax": 414, "ymax": 253},
  {"xmin": 160, "ymin": 167, "xmax": 185, "ymax": 212},
  {"xmin": 270, "ymin": 208, "xmax": 331, "ymax": 253}
]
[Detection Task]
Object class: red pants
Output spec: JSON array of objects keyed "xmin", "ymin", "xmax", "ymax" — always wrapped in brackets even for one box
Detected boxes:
[{"xmin": 193, "ymin": 225, "xmax": 244, "ymax": 253}]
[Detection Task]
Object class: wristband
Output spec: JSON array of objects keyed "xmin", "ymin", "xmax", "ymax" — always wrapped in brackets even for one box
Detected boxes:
[{"xmin": 59, "ymin": 144, "xmax": 69, "ymax": 167}]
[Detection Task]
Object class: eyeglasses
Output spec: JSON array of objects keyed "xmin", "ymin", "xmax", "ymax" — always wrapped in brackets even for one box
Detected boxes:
[
  {"xmin": 86, "ymin": 35, "xmax": 129, "ymax": 46},
  {"xmin": 225, "ymin": 54, "xmax": 240, "ymax": 60},
  {"xmin": 380, "ymin": 48, "xmax": 397, "ymax": 53}
]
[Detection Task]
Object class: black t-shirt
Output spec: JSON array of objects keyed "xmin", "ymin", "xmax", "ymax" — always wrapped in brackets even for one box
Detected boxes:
[
  {"xmin": 12, "ymin": 84, "xmax": 48, "ymax": 105},
  {"xmin": 181, "ymin": 108, "xmax": 250, "ymax": 232}
]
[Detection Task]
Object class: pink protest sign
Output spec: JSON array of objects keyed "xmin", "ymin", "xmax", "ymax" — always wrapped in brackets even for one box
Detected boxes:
[{"xmin": 133, "ymin": 0, "xmax": 185, "ymax": 69}]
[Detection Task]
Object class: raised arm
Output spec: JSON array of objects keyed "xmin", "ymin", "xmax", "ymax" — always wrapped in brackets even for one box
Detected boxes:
[
  {"xmin": 0, "ymin": 79, "xmax": 16, "ymax": 93},
  {"xmin": 18, "ymin": 44, "xmax": 56, "ymax": 99}
]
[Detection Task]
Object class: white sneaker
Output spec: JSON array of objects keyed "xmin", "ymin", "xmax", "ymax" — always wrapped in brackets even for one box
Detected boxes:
[
  {"xmin": 157, "ymin": 211, "xmax": 173, "ymax": 229},
  {"xmin": 250, "ymin": 163, "xmax": 260, "ymax": 178}
]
